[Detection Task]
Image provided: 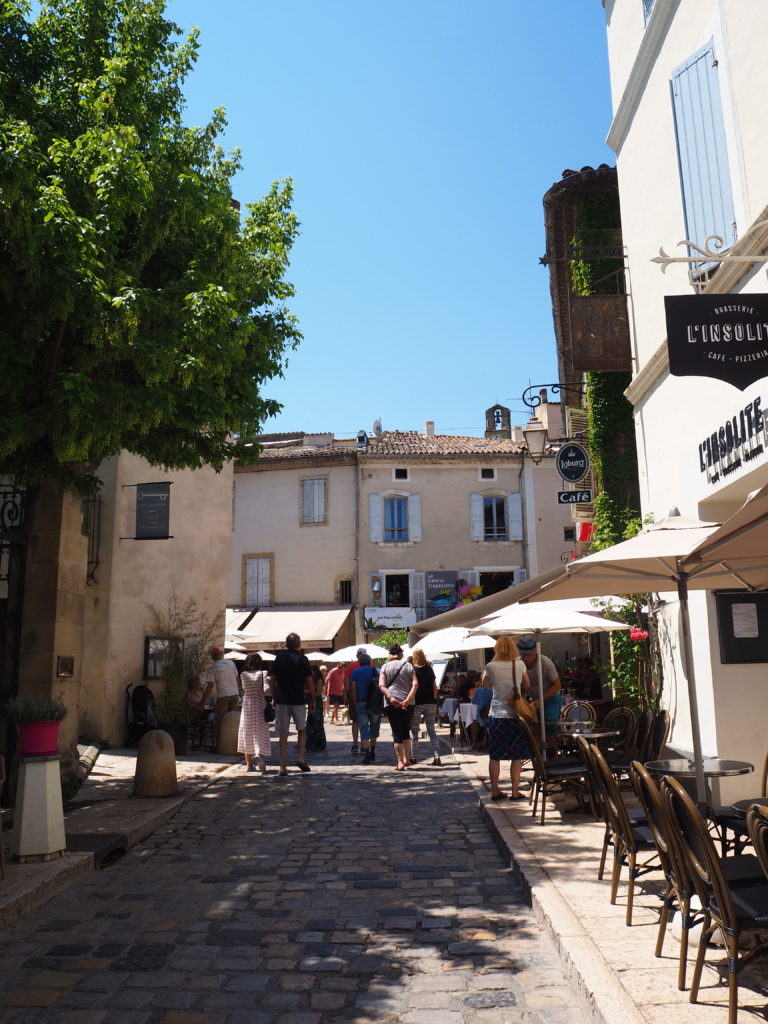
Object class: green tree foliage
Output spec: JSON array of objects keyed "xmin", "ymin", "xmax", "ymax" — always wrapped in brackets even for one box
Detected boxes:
[{"xmin": 0, "ymin": 0, "xmax": 300, "ymax": 490}]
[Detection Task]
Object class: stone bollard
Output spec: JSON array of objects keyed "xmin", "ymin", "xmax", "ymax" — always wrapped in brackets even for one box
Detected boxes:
[
  {"xmin": 217, "ymin": 709, "xmax": 241, "ymax": 755},
  {"xmin": 133, "ymin": 730, "xmax": 177, "ymax": 797}
]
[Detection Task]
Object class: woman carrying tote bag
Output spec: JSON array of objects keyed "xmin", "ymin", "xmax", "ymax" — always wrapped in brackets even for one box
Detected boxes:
[{"xmin": 481, "ymin": 636, "xmax": 532, "ymax": 800}]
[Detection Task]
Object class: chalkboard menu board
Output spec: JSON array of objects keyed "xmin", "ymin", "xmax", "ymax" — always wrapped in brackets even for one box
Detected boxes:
[
  {"xmin": 136, "ymin": 483, "xmax": 171, "ymax": 539},
  {"xmin": 716, "ymin": 590, "xmax": 768, "ymax": 663}
]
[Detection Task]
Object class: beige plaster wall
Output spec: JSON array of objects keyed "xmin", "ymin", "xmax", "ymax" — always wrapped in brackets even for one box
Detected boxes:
[
  {"xmin": 229, "ymin": 462, "xmax": 357, "ymax": 606},
  {"xmin": 81, "ymin": 455, "xmax": 233, "ymax": 745},
  {"xmin": 358, "ymin": 459, "xmax": 572, "ymax": 591},
  {"xmin": 603, "ymin": 0, "xmax": 768, "ymax": 793}
]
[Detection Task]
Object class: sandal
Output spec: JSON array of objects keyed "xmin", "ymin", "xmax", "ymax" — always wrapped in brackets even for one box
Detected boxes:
[
  {"xmin": 296, "ymin": 761, "xmax": 311, "ymax": 773},
  {"xmin": 278, "ymin": 769, "xmax": 287, "ymax": 777},
  {"xmin": 509, "ymin": 794, "xmax": 526, "ymax": 801},
  {"xmin": 490, "ymin": 792, "xmax": 509, "ymax": 801}
]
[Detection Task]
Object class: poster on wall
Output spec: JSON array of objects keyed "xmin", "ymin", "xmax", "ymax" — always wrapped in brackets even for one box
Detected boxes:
[
  {"xmin": 426, "ymin": 571, "xmax": 458, "ymax": 614},
  {"xmin": 666, "ymin": 293, "xmax": 768, "ymax": 390}
]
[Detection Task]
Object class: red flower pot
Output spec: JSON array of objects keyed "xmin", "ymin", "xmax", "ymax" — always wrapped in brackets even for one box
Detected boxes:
[{"xmin": 17, "ymin": 720, "xmax": 61, "ymax": 757}]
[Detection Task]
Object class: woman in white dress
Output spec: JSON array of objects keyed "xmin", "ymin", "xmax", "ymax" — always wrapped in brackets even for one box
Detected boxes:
[{"xmin": 237, "ymin": 653, "xmax": 272, "ymax": 772}]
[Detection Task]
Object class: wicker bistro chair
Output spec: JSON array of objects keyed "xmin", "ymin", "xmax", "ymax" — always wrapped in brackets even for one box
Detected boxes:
[
  {"xmin": 607, "ymin": 707, "xmax": 653, "ymax": 785},
  {"xmin": 0, "ymin": 755, "xmax": 4, "ymax": 879},
  {"xmin": 711, "ymin": 751, "xmax": 768, "ymax": 857},
  {"xmin": 747, "ymin": 804, "xmax": 768, "ymax": 878},
  {"xmin": 598, "ymin": 705, "xmax": 636, "ymax": 758},
  {"xmin": 518, "ymin": 717, "xmax": 587, "ymax": 825},
  {"xmin": 561, "ymin": 700, "xmax": 596, "ymax": 723},
  {"xmin": 585, "ymin": 743, "xmax": 658, "ymax": 925},
  {"xmin": 662, "ymin": 776, "xmax": 768, "ymax": 1024},
  {"xmin": 643, "ymin": 709, "xmax": 670, "ymax": 762}
]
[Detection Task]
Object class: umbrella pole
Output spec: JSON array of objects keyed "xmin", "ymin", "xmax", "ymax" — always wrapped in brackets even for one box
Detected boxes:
[
  {"xmin": 678, "ymin": 577, "xmax": 707, "ymax": 805},
  {"xmin": 535, "ymin": 633, "xmax": 546, "ymax": 751}
]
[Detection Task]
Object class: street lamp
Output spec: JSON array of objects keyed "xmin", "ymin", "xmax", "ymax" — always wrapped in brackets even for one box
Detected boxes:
[{"xmin": 520, "ymin": 382, "xmax": 587, "ymax": 463}]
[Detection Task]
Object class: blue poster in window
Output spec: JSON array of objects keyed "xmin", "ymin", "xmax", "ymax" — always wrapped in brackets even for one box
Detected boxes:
[{"xmin": 136, "ymin": 483, "xmax": 171, "ymax": 539}]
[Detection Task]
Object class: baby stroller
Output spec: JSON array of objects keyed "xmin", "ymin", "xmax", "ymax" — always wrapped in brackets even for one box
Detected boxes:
[{"xmin": 126, "ymin": 683, "xmax": 158, "ymax": 744}]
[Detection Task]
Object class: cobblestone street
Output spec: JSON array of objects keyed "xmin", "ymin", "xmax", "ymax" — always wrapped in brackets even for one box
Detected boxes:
[{"xmin": 0, "ymin": 734, "xmax": 591, "ymax": 1024}]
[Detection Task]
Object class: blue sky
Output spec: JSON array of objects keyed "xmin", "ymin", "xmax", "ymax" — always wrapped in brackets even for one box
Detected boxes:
[{"xmin": 169, "ymin": 1, "xmax": 614, "ymax": 438}]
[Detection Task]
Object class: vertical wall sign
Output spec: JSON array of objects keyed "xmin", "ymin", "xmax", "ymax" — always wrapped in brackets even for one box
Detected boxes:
[
  {"xmin": 665, "ymin": 293, "xmax": 768, "ymax": 389},
  {"xmin": 136, "ymin": 483, "xmax": 171, "ymax": 539}
]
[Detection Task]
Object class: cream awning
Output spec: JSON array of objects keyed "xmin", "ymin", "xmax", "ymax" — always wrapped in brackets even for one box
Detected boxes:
[{"xmin": 234, "ymin": 607, "xmax": 352, "ymax": 651}]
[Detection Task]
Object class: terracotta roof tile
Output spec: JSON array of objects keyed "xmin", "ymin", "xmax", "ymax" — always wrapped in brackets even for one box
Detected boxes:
[{"xmin": 363, "ymin": 430, "xmax": 526, "ymax": 457}]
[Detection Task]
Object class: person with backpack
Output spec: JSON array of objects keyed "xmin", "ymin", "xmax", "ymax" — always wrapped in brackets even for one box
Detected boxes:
[
  {"xmin": 348, "ymin": 652, "xmax": 381, "ymax": 764},
  {"xmin": 269, "ymin": 632, "xmax": 314, "ymax": 776}
]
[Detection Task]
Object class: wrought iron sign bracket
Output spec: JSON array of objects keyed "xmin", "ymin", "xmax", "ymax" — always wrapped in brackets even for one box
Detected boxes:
[
  {"xmin": 652, "ymin": 222, "xmax": 768, "ymax": 292},
  {"xmin": 521, "ymin": 382, "xmax": 587, "ymax": 414}
]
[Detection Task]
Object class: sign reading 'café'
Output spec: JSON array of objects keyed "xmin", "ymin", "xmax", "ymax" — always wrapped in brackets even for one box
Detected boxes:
[{"xmin": 666, "ymin": 293, "xmax": 768, "ymax": 390}]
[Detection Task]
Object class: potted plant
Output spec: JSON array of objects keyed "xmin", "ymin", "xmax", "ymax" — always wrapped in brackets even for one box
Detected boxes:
[
  {"xmin": 6, "ymin": 695, "xmax": 68, "ymax": 757},
  {"xmin": 146, "ymin": 595, "xmax": 223, "ymax": 755}
]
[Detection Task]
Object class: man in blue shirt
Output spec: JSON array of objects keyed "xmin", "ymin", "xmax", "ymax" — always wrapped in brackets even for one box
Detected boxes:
[{"xmin": 349, "ymin": 653, "xmax": 381, "ymax": 764}]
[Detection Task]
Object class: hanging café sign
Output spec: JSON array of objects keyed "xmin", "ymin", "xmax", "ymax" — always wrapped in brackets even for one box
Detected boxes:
[{"xmin": 666, "ymin": 293, "xmax": 768, "ymax": 391}]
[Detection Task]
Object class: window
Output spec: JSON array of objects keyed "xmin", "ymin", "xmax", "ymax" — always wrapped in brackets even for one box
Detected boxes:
[
  {"xmin": 339, "ymin": 579, "xmax": 352, "ymax": 604},
  {"xmin": 480, "ymin": 467, "xmax": 496, "ymax": 480},
  {"xmin": 483, "ymin": 497, "xmax": 507, "ymax": 540},
  {"xmin": 470, "ymin": 492, "xmax": 522, "ymax": 542},
  {"xmin": 300, "ymin": 477, "xmax": 326, "ymax": 524},
  {"xmin": 564, "ymin": 526, "xmax": 577, "ymax": 542},
  {"xmin": 385, "ymin": 573, "xmax": 409, "ymax": 606},
  {"xmin": 671, "ymin": 41, "xmax": 735, "ymax": 256},
  {"xmin": 642, "ymin": 0, "xmax": 655, "ymax": 23},
  {"xmin": 384, "ymin": 496, "xmax": 408, "ymax": 541},
  {"xmin": 369, "ymin": 492, "xmax": 421, "ymax": 543},
  {"xmin": 393, "ymin": 468, "xmax": 409, "ymax": 481},
  {"xmin": 243, "ymin": 555, "xmax": 272, "ymax": 606}
]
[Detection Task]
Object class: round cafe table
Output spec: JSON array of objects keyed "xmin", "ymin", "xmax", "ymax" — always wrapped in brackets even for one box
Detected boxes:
[
  {"xmin": 645, "ymin": 758, "xmax": 754, "ymax": 778},
  {"xmin": 556, "ymin": 726, "xmax": 619, "ymax": 742},
  {"xmin": 731, "ymin": 797, "xmax": 768, "ymax": 817}
]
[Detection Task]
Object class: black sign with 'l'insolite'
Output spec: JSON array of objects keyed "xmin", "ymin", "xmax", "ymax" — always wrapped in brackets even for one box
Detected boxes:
[{"xmin": 666, "ymin": 293, "xmax": 768, "ymax": 391}]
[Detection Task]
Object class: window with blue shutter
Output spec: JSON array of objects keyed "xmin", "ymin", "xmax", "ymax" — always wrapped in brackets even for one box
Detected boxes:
[
  {"xmin": 384, "ymin": 496, "xmax": 408, "ymax": 541},
  {"xmin": 671, "ymin": 41, "xmax": 736, "ymax": 255}
]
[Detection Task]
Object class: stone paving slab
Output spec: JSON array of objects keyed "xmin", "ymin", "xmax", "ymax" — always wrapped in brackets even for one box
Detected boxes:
[{"xmin": 0, "ymin": 729, "xmax": 593, "ymax": 1024}]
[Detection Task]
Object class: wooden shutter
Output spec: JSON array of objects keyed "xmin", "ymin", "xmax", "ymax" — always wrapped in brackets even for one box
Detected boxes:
[
  {"xmin": 565, "ymin": 407, "xmax": 595, "ymax": 519},
  {"xmin": 369, "ymin": 493, "xmax": 383, "ymax": 542},
  {"xmin": 469, "ymin": 493, "xmax": 484, "ymax": 541},
  {"xmin": 301, "ymin": 478, "xmax": 324, "ymax": 522},
  {"xmin": 245, "ymin": 557, "xmax": 271, "ymax": 606},
  {"xmin": 410, "ymin": 571, "xmax": 426, "ymax": 615},
  {"xmin": 514, "ymin": 567, "xmax": 528, "ymax": 585},
  {"xmin": 671, "ymin": 41, "xmax": 736, "ymax": 254},
  {"xmin": 506, "ymin": 492, "xmax": 523, "ymax": 541},
  {"xmin": 407, "ymin": 493, "xmax": 422, "ymax": 542}
]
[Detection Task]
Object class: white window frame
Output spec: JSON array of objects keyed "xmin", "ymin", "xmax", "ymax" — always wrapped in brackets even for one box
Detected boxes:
[{"xmin": 469, "ymin": 491, "xmax": 522, "ymax": 542}]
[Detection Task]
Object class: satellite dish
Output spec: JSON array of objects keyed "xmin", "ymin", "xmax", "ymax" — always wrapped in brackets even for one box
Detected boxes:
[{"xmin": 372, "ymin": 419, "xmax": 382, "ymax": 437}]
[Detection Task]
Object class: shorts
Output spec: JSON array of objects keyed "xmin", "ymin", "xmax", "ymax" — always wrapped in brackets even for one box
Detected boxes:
[
  {"xmin": 357, "ymin": 702, "xmax": 382, "ymax": 741},
  {"xmin": 274, "ymin": 703, "xmax": 308, "ymax": 735},
  {"xmin": 348, "ymin": 702, "xmax": 358, "ymax": 723},
  {"xmin": 384, "ymin": 705, "xmax": 414, "ymax": 744},
  {"xmin": 328, "ymin": 694, "xmax": 342, "ymax": 705}
]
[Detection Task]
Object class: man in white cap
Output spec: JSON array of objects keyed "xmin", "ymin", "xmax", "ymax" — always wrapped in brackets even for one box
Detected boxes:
[
  {"xmin": 199, "ymin": 647, "xmax": 241, "ymax": 747},
  {"xmin": 516, "ymin": 635, "xmax": 562, "ymax": 751}
]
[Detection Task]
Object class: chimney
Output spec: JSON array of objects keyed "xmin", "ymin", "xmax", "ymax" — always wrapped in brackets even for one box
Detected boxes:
[{"xmin": 425, "ymin": 420, "xmax": 435, "ymax": 437}]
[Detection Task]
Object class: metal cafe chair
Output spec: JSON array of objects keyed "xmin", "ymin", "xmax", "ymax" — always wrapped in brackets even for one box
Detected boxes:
[
  {"xmin": 518, "ymin": 717, "xmax": 587, "ymax": 825},
  {"xmin": 643, "ymin": 709, "xmax": 670, "ymax": 762},
  {"xmin": 587, "ymin": 743, "xmax": 657, "ymax": 926},
  {"xmin": 746, "ymin": 803, "xmax": 768, "ymax": 878},
  {"xmin": 711, "ymin": 750, "xmax": 768, "ymax": 857},
  {"xmin": 608, "ymin": 707, "xmax": 653, "ymax": 786},
  {"xmin": 599, "ymin": 705, "xmax": 636, "ymax": 757},
  {"xmin": 662, "ymin": 776, "xmax": 768, "ymax": 1024}
]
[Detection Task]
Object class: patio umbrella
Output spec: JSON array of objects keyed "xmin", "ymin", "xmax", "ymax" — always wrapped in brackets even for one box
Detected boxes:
[
  {"xmin": 470, "ymin": 605, "xmax": 631, "ymax": 748},
  {"xmin": 325, "ymin": 643, "xmax": 389, "ymax": 663},
  {"xmin": 303, "ymin": 651, "xmax": 330, "ymax": 662},
  {"xmin": 681, "ymin": 480, "xmax": 768, "ymax": 588},
  {"xmin": 412, "ymin": 626, "xmax": 496, "ymax": 657},
  {"xmin": 523, "ymin": 512, "xmax": 731, "ymax": 801},
  {"xmin": 257, "ymin": 650, "xmax": 276, "ymax": 662}
]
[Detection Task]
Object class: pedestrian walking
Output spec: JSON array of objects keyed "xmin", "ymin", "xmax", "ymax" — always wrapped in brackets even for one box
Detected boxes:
[
  {"xmin": 305, "ymin": 666, "xmax": 327, "ymax": 752},
  {"xmin": 378, "ymin": 643, "xmax": 418, "ymax": 771},
  {"xmin": 237, "ymin": 653, "xmax": 272, "ymax": 772},
  {"xmin": 482, "ymin": 635, "xmax": 531, "ymax": 800},
  {"xmin": 349, "ymin": 652, "xmax": 382, "ymax": 764},
  {"xmin": 269, "ymin": 633, "xmax": 314, "ymax": 776},
  {"xmin": 409, "ymin": 647, "xmax": 441, "ymax": 766},
  {"xmin": 325, "ymin": 661, "xmax": 346, "ymax": 724},
  {"xmin": 199, "ymin": 648, "xmax": 241, "ymax": 747},
  {"xmin": 344, "ymin": 648, "xmax": 367, "ymax": 753}
]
